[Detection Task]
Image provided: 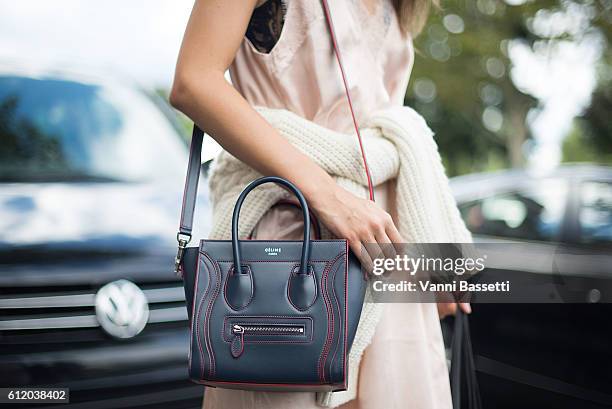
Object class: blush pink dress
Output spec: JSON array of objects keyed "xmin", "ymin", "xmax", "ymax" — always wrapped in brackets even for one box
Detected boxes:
[{"xmin": 202, "ymin": 1, "xmax": 452, "ymax": 408}]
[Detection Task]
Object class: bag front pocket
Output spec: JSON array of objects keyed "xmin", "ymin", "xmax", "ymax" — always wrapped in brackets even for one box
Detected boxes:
[{"xmin": 224, "ymin": 316, "xmax": 313, "ymax": 358}]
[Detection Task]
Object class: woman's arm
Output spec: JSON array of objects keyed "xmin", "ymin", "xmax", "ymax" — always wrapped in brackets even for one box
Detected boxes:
[{"xmin": 170, "ymin": 0, "xmax": 403, "ymax": 270}]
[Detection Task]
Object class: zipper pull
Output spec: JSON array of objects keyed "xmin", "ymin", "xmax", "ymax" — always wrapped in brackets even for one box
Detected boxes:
[{"xmin": 231, "ymin": 324, "xmax": 245, "ymax": 358}]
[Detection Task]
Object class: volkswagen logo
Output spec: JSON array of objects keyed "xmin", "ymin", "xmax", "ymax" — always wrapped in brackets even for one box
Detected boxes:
[{"xmin": 95, "ymin": 279, "xmax": 149, "ymax": 339}]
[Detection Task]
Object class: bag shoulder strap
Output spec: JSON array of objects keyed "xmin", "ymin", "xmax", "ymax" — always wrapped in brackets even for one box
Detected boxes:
[
  {"xmin": 321, "ymin": 0, "xmax": 375, "ymax": 201},
  {"xmin": 175, "ymin": 0, "xmax": 375, "ymax": 267}
]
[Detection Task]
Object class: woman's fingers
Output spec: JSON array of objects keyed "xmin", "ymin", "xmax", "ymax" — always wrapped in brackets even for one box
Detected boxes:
[
  {"xmin": 314, "ymin": 187, "xmax": 407, "ymax": 276},
  {"xmin": 363, "ymin": 233, "xmax": 385, "ymax": 265},
  {"xmin": 375, "ymin": 216, "xmax": 398, "ymax": 260},
  {"xmin": 378, "ymin": 215, "xmax": 404, "ymax": 262},
  {"xmin": 357, "ymin": 209, "xmax": 405, "ymax": 275},
  {"xmin": 363, "ymin": 211, "xmax": 399, "ymax": 273},
  {"xmin": 459, "ymin": 302, "xmax": 472, "ymax": 314},
  {"xmin": 385, "ymin": 220, "xmax": 405, "ymax": 257},
  {"xmin": 437, "ymin": 302, "xmax": 472, "ymax": 319},
  {"xmin": 351, "ymin": 233, "xmax": 388, "ymax": 275},
  {"xmin": 437, "ymin": 302, "xmax": 457, "ymax": 319},
  {"xmin": 350, "ymin": 240, "xmax": 373, "ymax": 273},
  {"xmin": 386, "ymin": 224, "xmax": 403, "ymax": 243}
]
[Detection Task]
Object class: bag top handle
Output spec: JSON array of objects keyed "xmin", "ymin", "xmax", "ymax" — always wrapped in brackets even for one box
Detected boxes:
[
  {"xmin": 232, "ymin": 176, "xmax": 311, "ymax": 274},
  {"xmin": 175, "ymin": 0, "xmax": 375, "ymax": 272}
]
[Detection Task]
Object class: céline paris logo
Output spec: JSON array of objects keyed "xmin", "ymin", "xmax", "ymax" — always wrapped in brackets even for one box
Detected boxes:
[{"xmin": 265, "ymin": 247, "xmax": 282, "ymax": 256}]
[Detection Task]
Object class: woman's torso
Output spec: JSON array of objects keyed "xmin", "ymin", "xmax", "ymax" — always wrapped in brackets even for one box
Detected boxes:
[{"xmin": 229, "ymin": 0, "xmax": 414, "ymax": 134}]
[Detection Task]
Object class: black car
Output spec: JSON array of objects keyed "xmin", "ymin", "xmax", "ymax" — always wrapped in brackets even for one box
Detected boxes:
[
  {"xmin": 450, "ymin": 166, "xmax": 612, "ymax": 409},
  {"xmin": 0, "ymin": 65, "xmax": 210, "ymax": 409}
]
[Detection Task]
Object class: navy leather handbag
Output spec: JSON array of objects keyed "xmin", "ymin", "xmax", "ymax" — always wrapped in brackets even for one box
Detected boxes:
[
  {"xmin": 174, "ymin": 0, "xmax": 372, "ymax": 392},
  {"xmin": 178, "ymin": 176, "xmax": 367, "ymax": 391}
]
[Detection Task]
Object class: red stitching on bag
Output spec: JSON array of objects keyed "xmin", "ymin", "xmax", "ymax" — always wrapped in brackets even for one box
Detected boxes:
[
  {"xmin": 319, "ymin": 254, "xmax": 345, "ymax": 382},
  {"xmin": 320, "ymin": 260, "xmax": 332, "ymax": 382},
  {"xmin": 317, "ymin": 253, "xmax": 344, "ymax": 382},
  {"xmin": 195, "ymin": 253, "xmax": 212, "ymax": 378},
  {"xmin": 213, "ymin": 259, "xmax": 332, "ymax": 264},
  {"xmin": 317, "ymin": 259, "xmax": 331, "ymax": 382},
  {"xmin": 193, "ymin": 251, "xmax": 212, "ymax": 379},
  {"xmin": 343, "ymin": 241, "xmax": 349, "ymax": 388},
  {"xmin": 192, "ymin": 379, "xmax": 343, "ymax": 388},
  {"xmin": 328, "ymin": 254, "xmax": 345, "ymax": 382},
  {"xmin": 323, "ymin": 258, "xmax": 337, "ymax": 382},
  {"xmin": 188, "ymin": 247, "xmax": 206, "ymax": 376},
  {"xmin": 200, "ymin": 239, "xmax": 346, "ymax": 244},
  {"xmin": 201, "ymin": 251, "xmax": 222, "ymax": 377},
  {"xmin": 208, "ymin": 257, "xmax": 222, "ymax": 377},
  {"xmin": 223, "ymin": 265, "xmax": 254, "ymax": 311},
  {"xmin": 287, "ymin": 264, "xmax": 317, "ymax": 312}
]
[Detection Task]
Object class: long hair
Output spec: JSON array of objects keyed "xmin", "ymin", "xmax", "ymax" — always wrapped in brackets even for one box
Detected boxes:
[{"xmin": 392, "ymin": 0, "xmax": 438, "ymax": 36}]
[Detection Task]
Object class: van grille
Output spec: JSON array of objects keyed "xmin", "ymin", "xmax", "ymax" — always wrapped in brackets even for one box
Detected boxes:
[
  {"xmin": 0, "ymin": 279, "xmax": 201, "ymax": 408},
  {"xmin": 0, "ymin": 282, "xmax": 187, "ymax": 332}
]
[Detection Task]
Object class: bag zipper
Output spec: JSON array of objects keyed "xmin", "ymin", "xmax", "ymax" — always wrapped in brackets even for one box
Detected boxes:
[
  {"xmin": 230, "ymin": 323, "xmax": 305, "ymax": 358},
  {"xmin": 233, "ymin": 324, "xmax": 305, "ymax": 334}
]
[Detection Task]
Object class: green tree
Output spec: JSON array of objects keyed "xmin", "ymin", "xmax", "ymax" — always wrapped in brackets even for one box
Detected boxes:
[
  {"xmin": 565, "ymin": 82, "xmax": 612, "ymax": 165},
  {"xmin": 408, "ymin": 0, "xmax": 611, "ymax": 176}
]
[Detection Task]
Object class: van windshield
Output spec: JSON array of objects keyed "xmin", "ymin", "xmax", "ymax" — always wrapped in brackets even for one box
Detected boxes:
[{"xmin": 0, "ymin": 75, "xmax": 186, "ymax": 182}]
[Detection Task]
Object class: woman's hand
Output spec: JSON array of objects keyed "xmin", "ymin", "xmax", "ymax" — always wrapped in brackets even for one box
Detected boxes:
[
  {"xmin": 309, "ymin": 184, "xmax": 403, "ymax": 271},
  {"xmin": 437, "ymin": 302, "xmax": 472, "ymax": 319}
]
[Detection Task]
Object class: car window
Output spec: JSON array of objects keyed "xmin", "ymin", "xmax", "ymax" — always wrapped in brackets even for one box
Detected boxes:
[
  {"xmin": 0, "ymin": 75, "xmax": 186, "ymax": 182},
  {"xmin": 460, "ymin": 179, "xmax": 568, "ymax": 241},
  {"xmin": 579, "ymin": 181, "xmax": 612, "ymax": 244}
]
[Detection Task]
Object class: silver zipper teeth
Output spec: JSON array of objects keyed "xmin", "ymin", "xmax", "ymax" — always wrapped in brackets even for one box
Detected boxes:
[{"xmin": 239, "ymin": 325, "xmax": 304, "ymax": 333}]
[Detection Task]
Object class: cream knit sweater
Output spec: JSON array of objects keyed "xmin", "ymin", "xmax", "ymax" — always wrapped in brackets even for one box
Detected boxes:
[{"xmin": 207, "ymin": 106, "xmax": 472, "ymax": 407}]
